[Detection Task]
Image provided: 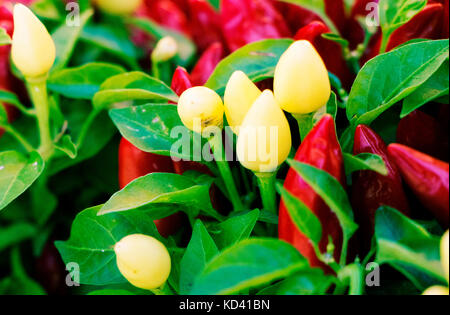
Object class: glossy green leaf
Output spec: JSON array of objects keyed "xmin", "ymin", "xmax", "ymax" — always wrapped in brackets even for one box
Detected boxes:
[
  {"xmin": 110, "ymin": 103, "xmax": 207, "ymax": 161},
  {"xmin": 379, "ymin": 0, "xmax": 427, "ymax": 41},
  {"xmin": 343, "ymin": 153, "xmax": 389, "ymax": 176},
  {"xmin": 48, "ymin": 62, "xmax": 126, "ymax": 99},
  {"xmin": 0, "ymin": 151, "xmax": 45, "ymax": 211},
  {"xmin": 401, "ymin": 60, "xmax": 450, "ymax": 117},
  {"xmin": 211, "ymin": 210, "xmax": 260, "ymax": 250},
  {"xmin": 81, "ymin": 24, "xmax": 139, "ymax": 67},
  {"xmin": 99, "ymin": 173, "xmax": 219, "ymax": 220},
  {"xmin": 190, "ymin": 238, "xmax": 308, "ymax": 295},
  {"xmin": 347, "ymin": 39, "xmax": 449, "ymax": 126},
  {"xmin": 277, "ymin": 183, "xmax": 322, "ymax": 246},
  {"xmin": 0, "ymin": 90, "xmax": 33, "ymax": 116},
  {"xmin": 54, "ymin": 135, "xmax": 77, "ymax": 159},
  {"xmin": 55, "ymin": 206, "xmax": 162, "ymax": 285},
  {"xmin": 375, "ymin": 206, "xmax": 447, "ymax": 289},
  {"xmin": 88, "ymin": 289, "xmax": 134, "ymax": 295},
  {"xmin": 93, "ymin": 72, "xmax": 178, "ymax": 109},
  {"xmin": 51, "ymin": 9, "xmax": 93, "ymax": 71},
  {"xmin": 257, "ymin": 269, "xmax": 334, "ymax": 295},
  {"xmin": 205, "ymin": 39, "xmax": 293, "ymax": 94},
  {"xmin": 129, "ymin": 18, "xmax": 196, "ymax": 67},
  {"xmin": 180, "ymin": 220, "xmax": 219, "ymax": 294}
]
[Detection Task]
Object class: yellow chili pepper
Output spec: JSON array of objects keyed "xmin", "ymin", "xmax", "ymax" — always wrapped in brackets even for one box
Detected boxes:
[
  {"xmin": 11, "ymin": 4, "xmax": 55, "ymax": 78},
  {"xmin": 178, "ymin": 86, "xmax": 224, "ymax": 133},
  {"xmin": 224, "ymin": 71, "xmax": 261, "ymax": 135},
  {"xmin": 274, "ymin": 40, "xmax": 331, "ymax": 115},
  {"xmin": 94, "ymin": 0, "xmax": 143, "ymax": 15},
  {"xmin": 152, "ymin": 36, "xmax": 178, "ymax": 63},
  {"xmin": 237, "ymin": 90, "xmax": 292, "ymax": 173},
  {"xmin": 114, "ymin": 234, "xmax": 171, "ymax": 291}
]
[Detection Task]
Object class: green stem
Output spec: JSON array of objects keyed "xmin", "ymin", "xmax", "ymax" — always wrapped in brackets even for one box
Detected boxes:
[
  {"xmin": 255, "ymin": 171, "xmax": 277, "ymax": 213},
  {"xmin": 76, "ymin": 109, "xmax": 100, "ymax": 147},
  {"xmin": 208, "ymin": 134, "xmax": 244, "ymax": 211},
  {"xmin": 293, "ymin": 113, "xmax": 314, "ymax": 142},
  {"xmin": 27, "ymin": 76, "xmax": 53, "ymax": 161},
  {"xmin": 2, "ymin": 125, "xmax": 34, "ymax": 152},
  {"xmin": 379, "ymin": 32, "xmax": 391, "ymax": 54},
  {"xmin": 150, "ymin": 283, "xmax": 174, "ymax": 295}
]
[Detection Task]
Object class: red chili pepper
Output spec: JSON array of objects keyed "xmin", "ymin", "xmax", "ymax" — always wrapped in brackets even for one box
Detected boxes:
[
  {"xmin": 388, "ymin": 144, "xmax": 449, "ymax": 227},
  {"xmin": 187, "ymin": 0, "xmax": 224, "ymax": 52},
  {"xmin": 221, "ymin": 0, "xmax": 290, "ymax": 52},
  {"xmin": 294, "ymin": 21, "xmax": 354, "ymax": 90},
  {"xmin": 190, "ymin": 42, "xmax": 224, "ymax": 86},
  {"xmin": 118, "ymin": 137, "xmax": 183, "ymax": 237},
  {"xmin": 279, "ymin": 115, "xmax": 345, "ymax": 270},
  {"xmin": 171, "ymin": 66, "xmax": 193, "ymax": 97},
  {"xmin": 397, "ymin": 110, "xmax": 448, "ymax": 161},
  {"xmin": 273, "ymin": 1, "xmax": 321, "ymax": 35},
  {"xmin": 351, "ymin": 125, "xmax": 410, "ymax": 250}
]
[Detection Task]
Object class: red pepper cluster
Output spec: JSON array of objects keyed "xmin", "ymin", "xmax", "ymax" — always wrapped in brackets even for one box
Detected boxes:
[{"xmin": 280, "ymin": 115, "xmax": 449, "ymax": 269}]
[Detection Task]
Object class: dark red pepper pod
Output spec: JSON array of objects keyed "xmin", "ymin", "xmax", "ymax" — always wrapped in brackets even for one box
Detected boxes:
[
  {"xmin": 273, "ymin": 0, "xmax": 322, "ymax": 35},
  {"xmin": 279, "ymin": 115, "xmax": 345, "ymax": 270},
  {"xmin": 190, "ymin": 42, "xmax": 224, "ymax": 86},
  {"xmin": 397, "ymin": 110, "xmax": 448, "ymax": 161},
  {"xmin": 118, "ymin": 137, "xmax": 183, "ymax": 237},
  {"xmin": 294, "ymin": 21, "xmax": 354, "ymax": 90},
  {"xmin": 187, "ymin": 0, "xmax": 224, "ymax": 52},
  {"xmin": 221, "ymin": 0, "xmax": 290, "ymax": 52},
  {"xmin": 171, "ymin": 66, "xmax": 193, "ymax": 97},
  {"xmin": 351, "ymin": 125, "xmax": 410, "ymax": 251},
  {"xmin": 388, "ymin": 143, "xmax": 449, "ymax": 227}
]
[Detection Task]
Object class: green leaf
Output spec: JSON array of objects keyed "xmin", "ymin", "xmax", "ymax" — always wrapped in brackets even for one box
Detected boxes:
[
  {"xmin": 98, "ymin": 173, "xmax": 219, "ymax": 220},
  {"xmin": 0, "ymin": 28, "xmax": 11, "ymax": 46},
  {"xmin": 0, "ymin": 223, "xmax": 36, "ymax": 252},
  {"xmin": 81, "ymin": 24, "xmax": 139, "ymax": 67},
  {"xmin": 347, "ymin": 39, "xmax": 449, "ymax": 126},
  {"xmin": 401, "ymin": 60, "xmax": 450, "ymax": 117},
  {"xmin": 0, "ymin": 90, "xmax": 33, "ymax": 116},
  {"xmin": 54, "ymin": 135, "xmax": 77, "ymax": 159},
  {"xmin": 375, "ymin": 206, "xmax": 447, "ymax": 289},
  {"xmin": 322, "ymin": 33, "xmax": 349, "ymax": 49},
  {"xmin": 205, "ymin": 39, "xmax": 294, "ymax": 94},
  {"xmin": 180, "ymin": 220, "xmax": 219, "ymax": 294},
  {"xmin": 212, "ymin": 210, "xmax": 260, "ymax": 249},
  {"xmin": 257, "ymin": 269, "xmax": 334, "ymax": 295},
  {"xmin": 379, "ymin": 0, "xmax": 427, "ymax": 39},
  {"xmin": 287, "ymin": 160, "xmax": 358, "ymax": 262},
  {"xmin": 343, "ymin": 153, "xmax": 389, "ymax": 176},
  {"xmin": 129, "ymin": 18, "xmax": 196, "ymax": 67},
  {"xmin": 55, "ymin": 206, "xmax": 162, "ymax": 286},
  {"xmin": 51, "ymin": 9, "xmax": 93, "ymax": 71},
  {"xmin": 0, "ymin": 151, "xmax": 45, "ymax": 211},
  {"xmin": 93, "ymin": 72, "xmax": 178, "ymax": 109},
  {"xmin": 48, "ymin": 62, "xmax": 126, "ymax": 99},
  {"xmin": 207, "ymin": 0, "xmax": 220, "ymax": 10},
  {"xmin": 313, "ymin": 91, "xmax": 338, "ymax": 124},
  {"xmin": 190, "ymin": 238, "xmax": 308, "ymax": 295},
  {"xmin": 109, "ymin": 103, "xmax": 207, "ymax": 161},
  {"xmin": 277, "ymin": 183, "xmax": 322, "ymax": 246}
]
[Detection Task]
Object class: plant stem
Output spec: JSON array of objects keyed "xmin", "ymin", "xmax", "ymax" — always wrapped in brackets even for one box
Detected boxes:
[
  {"xmin": 293, "ymin": 113, "xmax": 314, "ymax": 142},
  {"xmin": 208, "ymin": 134, "xmax": 244, "ymax": 211},
  {"xmin": 3, "ymin": 125, "xmax": 34, "ymax": 152},
  {"xmin": 27, "ymin": 75, "xmax": 53, "ymax": 161},
  {"xmin": 379, "ymin": 33, "xmax": 391, "ymax": 54},
  {"xmin": 255, "ymin": 171, "xmax": 277, "ymax": 213}
]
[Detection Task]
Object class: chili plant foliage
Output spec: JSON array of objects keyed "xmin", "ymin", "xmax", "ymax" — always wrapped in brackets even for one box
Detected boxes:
[{"xmin": 0, "ymin": 0, "xmax": 449, "ymax": 296}]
